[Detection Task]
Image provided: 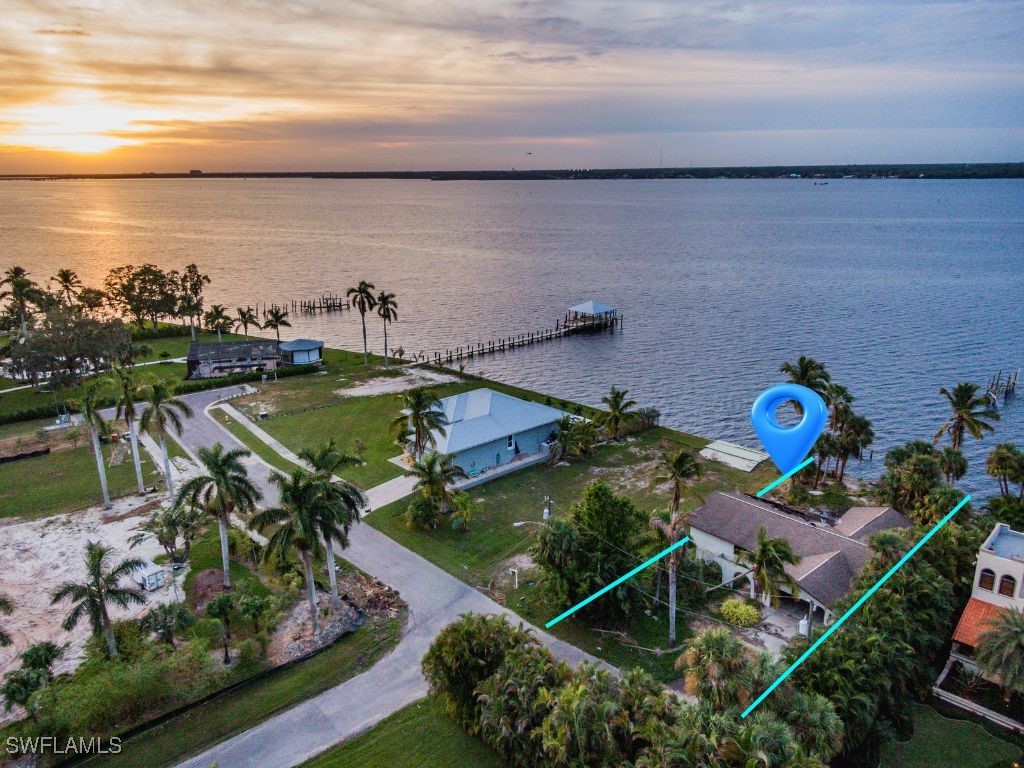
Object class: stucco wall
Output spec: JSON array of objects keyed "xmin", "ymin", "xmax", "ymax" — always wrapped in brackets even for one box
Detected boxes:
[{"xmin": 973, "ymin": 548, "xmax": 1024, "ymax": 609}]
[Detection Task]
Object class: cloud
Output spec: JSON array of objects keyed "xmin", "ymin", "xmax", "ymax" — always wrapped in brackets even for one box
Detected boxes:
[{"xmin": 33, "ymin": 27, "xmax": 89, "ymax": 36}]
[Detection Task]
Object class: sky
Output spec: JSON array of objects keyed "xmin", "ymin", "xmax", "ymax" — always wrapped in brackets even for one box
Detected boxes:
[{"xmin": 1, "ymin": 0, "xmax": 1022, "ymax": 173}]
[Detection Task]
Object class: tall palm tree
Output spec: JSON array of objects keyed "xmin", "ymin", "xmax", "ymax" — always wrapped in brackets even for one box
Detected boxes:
[
  {"xmin": 784, "ymin": 691, "xmax": 844, "ymax": 761},
  {"xmin": 987, "ymin": 443, "xmax": 1024, "ymax": 499},
  {"xmin": 0, "ymin": 594, "xmax": 12, "ymax": 647},
  {"xmin": 649, "ymin": 448, "xmax": 704, "ymax": 645},
  {"xmin": 977, "ymin": 607, "xmax": 1024, "ymax": 702},
  {"xmin": 50, "ymin": 541, "xmax": 145, "ymax": 658},
  {"xmin": 139, "ymin": 380, "xmax": 193, "ymax": 500},
  {"xmin": 390, "ymin": 388, "xmax": 448, "ymax": 458},
  {"xmin": 234, "ymin": 306, "xmax": 261, "ymax": 338},
  {"xmin": 823, "ymin": 382, "xmax": 854, "ymax": 433},
  {"xmin": 779, "ymin": 356, "xmax": 831, "ymax": 397},
  {"xmin": 203, "ymin": 304, "xmax": 231, "ymax": 342},
  {"xmin": 251, "ymin": 469, "xmax": 328, "ymax": 635},
  {"xmin": 677, "ymin": 628, "xmax": 754, "ymax": 709},
  {"xmin": 406, "ymin": 452, "xmax": 468, "ymax": 513},
  {"xmin": 314, "ymin": 476, "xmax": 365, "ymax": 609},
  {"xmin": 0, "ymin": 266, "xmax": 45, "ymax": 339},
  {"xmin": 374, "ymin": 290, "xmax": 398, "ymax": 369},
  {"xmin": 177, "ymin": 295, "xmax": 202, "ymax": 341},
  {"xmin": 934, "ymin": 382, "xmax": 999, "ymax": 451},
  {"xmin": 346, "ymin": 280, "xmax": 377, "ymax": 368},
  {"xmin": 939, "ymin": 446, "xmax": 968, "ymax": 486},
  {"xmin": 599, "ymin": 386, "xmax": 636, "ymax": 440},
  {"xmin": 51, "ymin": 268, "xmax": 83, "ymax": 305},
  {"xmin": 737, "ymin": 526, "xmax": 801, "ymax": 607},
  {"xmin": 262, "ymin": 306, "xmax": 291, "ymax": 343},
  {"xmin": 812, "ymin": 432, "xmax": 838, "ymax": 488},
  {"xmin": 74, "ymin": 379, "xmax": 114, "ymax": 509},
  {"xmin": 110, "ymin": 364, "xmax": 147, "ymax": 495},
  {"xmin": 835, "ymin": 413, "xmax": 874, "ymax": 481},
  {"xmin": 297, "ymin": 438, "xmax": 362, "ymax": 476},
  {"xmin": 176, "ymin": 443, "xmax": 262, "ymax": 589}
]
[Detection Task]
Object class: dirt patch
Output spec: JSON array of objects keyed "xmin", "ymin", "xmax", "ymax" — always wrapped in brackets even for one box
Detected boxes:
[
  {"xmin": 267, "ymin": 594, "xmax": 362, "ymax": 664},
  {"xmin": 189, "ymin": 568, "xmax": 228, "ymax": 613},
  {"xmin": 334, "ymin": 368, "xmax": 458, "ymax": 398}
]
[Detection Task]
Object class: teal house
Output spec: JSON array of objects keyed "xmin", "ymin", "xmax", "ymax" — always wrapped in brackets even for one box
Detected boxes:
[{"xmin": 428, "ymin": 389, "xmax": 568, "ymax": 478}]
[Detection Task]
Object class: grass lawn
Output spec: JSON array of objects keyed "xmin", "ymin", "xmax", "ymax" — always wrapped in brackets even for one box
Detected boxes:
[
  {"xmin": 879, "ymin": 704, "xmax": 1023, "ymax": 768},
  {"xmin": 302, "ymin": 698, "xmax": 504, "ymax": 768},
  {"xmin": 0, "ymin": 443, "xmax": 160, "ymax": 520},
  {"xmin": 211, "ymin": 407, "xmax": 301, "ymax": 476}
]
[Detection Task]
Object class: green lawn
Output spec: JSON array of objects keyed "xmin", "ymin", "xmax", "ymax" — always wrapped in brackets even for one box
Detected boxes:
[
  {"xmin": 879, "ymin": 704, "xmax": 1023, "ymax": 768},
  {"xmin": 0, "ymin": 443, "xmax": 161, "ymax": 520},
  {"xmin": 211, "ymin": 407, "xmax": 301, "ymax": 476},
  {"xmin": 302, "ymin": 698, "xmax": 504, "ymax": 768}
]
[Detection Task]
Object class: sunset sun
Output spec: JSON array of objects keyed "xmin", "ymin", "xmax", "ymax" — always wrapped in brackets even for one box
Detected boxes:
[{"xmin": 6, "ymin": 92, "xmax": 142, "ymax": 154}]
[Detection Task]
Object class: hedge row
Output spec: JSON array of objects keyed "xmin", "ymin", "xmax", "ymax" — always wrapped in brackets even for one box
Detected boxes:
[
  {"xmin": 0, "ymin": 365, "xmax": 318, "ymax": 426},
  {"xmin": 128, "ymin": 324, "xmax": 195, "ymax": 340}
]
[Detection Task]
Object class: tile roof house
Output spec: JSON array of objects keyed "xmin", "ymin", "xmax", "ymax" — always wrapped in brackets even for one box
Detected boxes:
[
  {"xmin": 687, "ymin": 491, "xmax": 912, "ymax": 633},
  {"xmin": 424, "ymin": 388, "xmax": 569, "ymax": 481}
]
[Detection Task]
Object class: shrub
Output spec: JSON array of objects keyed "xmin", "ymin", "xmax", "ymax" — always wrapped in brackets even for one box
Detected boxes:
[
  {"xmin": 405, "ymin": 495, "xmax": 439, "ymax": 530},
  {"xmin": 720, "ymin": 599, "xmax": 760, "ymax": 628},
  {"xmin": 422, "ymin": 613, "xmax": 534, "ymax": 728},
  {"xmin": 820, "ymin": 483, "xmax": 852, "ymax": 512}
]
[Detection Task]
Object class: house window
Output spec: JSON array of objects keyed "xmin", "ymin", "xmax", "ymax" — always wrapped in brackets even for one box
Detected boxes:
[
  {"xmin": 507, "ymin": 435, "xmax": 514, "ymax": 450},
  {"xmin": 1000, "ymin": 575, "xmax": 1017, "ymax": 598},
  {"xmin": 979, "ymin": 569, "xmax": 995, "ymax": 591}
]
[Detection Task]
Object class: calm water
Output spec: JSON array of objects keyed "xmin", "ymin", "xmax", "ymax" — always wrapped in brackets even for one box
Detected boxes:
[{"xmin": 2, "ymin": 178, "xmax": 1023, "ymax": 497}]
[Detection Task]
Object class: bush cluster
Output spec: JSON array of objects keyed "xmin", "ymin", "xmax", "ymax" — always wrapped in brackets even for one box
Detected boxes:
[{"xmin": 719, "ymin": 598, "xmax": 760, "ymax": 627}]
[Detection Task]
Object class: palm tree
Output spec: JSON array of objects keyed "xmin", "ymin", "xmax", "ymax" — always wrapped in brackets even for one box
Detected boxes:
[
  {"xmin": 939, "ymin": 447, "xmax": 968, "ymax": 486},
  {"xmin": 779, "ymin": 356, "xmax": 831, "ymax": 398},
  {"xmin": 262, "ymin": 306, "xmax": 291, "ymax": 343},
  {"xmin": 571, "ymin": 419, "xmax": 599, "ymax": 458},
  {"xmin": 239, "ymin": 593, "xmax": 270, "ymax": 631},
  {"xmin": 812, "ymin": 432, "xmax": 838, "ymax": 488},
  {"xmin": 206, "ymin": 593, "xmax": 235, "ymax": 664},
  {"xmin": 375, "ymin": 290, "xmax": 398, "ymax": 369},
  {"xmin": 390, "ymin": 388, "xmax": 448, "ymax": 458},
  {"xmin": 785, "ymin": 691, "xmax": 843, "ymax": 761},
  {"xmin": 406, "ymin": 452, "xmax": 468, "ymax": 514},
  {"xmin": 823, "ymin": 382, "xmax": 854, "ymax": 432},
  {"xmin": 737, "ymin": 526, "xmax": 801, "ymax": 607},
  {"xmin": 251, "ymin": 469, "xmax": 329, "ymax": 635},
  {"xmin": 346, "ymin": 280, "xmax": 377, "ymax": 368},
  {"xmin": 311, "ymin": 469, "xmax": 365, "ymax": 609},
  {"xmin": 297, "ymin": 438, "xmax": 361, "ymax": 476},
  {"xmin": 987, "ymin": 443, "xmax": 1024, "ymax": 499},
  {"xmin": 835, "ymin": 413, "xmax": 874, "ymax": 481},
  {"xmin": 178, "ymin": 294, "xmax": 202, "ymax": 341},
  {"xmin": 0, "ymin": 266, "xmax": 45, "ymax": 339},
  {"xmin": 977, "ymin": 607, "xmax": 1024, "ymax": 702},
  {"xmin": 176, "ymin": 443, "xmax": 262, "ymax": 589},
  {"xmin": 110, "ymin": 364, "xmax": 147, "ymax": 495},
  {"xmin": 649, "ymin": 448, "xmax": 704, "ymax": 645},
  {"xmin": 51, "ymin": 268, "xmax": 83, "ymax": 305},
  {"xmin": 50, "ymin": 542, "xmax": 145, "ymax": 658},
  {"xmin": 549, "ymin": 416, "xmax": 579, "ymax": 463},
  {"xmin": 141, "ymin": 602, "xmax": 194, "ymax": 648},
  {"xmin": 74, "ymin": 379, "xmax": 114, "ymax": 509},
  {"xmin": 599, "ymin": 386, "xmax": 636, "ymax": 440},
  {"xmin": 677, "ymin": 628, "xmax": 754, "ymax": 709},
  {"xmin": 203, "ymin": 304, "xmax": 231, "ymax": 342},
  {"xmin": 234, "ymin": 306, "xmax": 261, "ymax": 338},
  {"xmin": 0, "ymin": 594, "xmax": 12, "ymax": 647},
  {"xmin": 934, "ymin": 382, "xmax": 999, "ymax": 451},
  {"xmin": 139, "ymin": 380, "xmax": 193, "ymax": 500}
]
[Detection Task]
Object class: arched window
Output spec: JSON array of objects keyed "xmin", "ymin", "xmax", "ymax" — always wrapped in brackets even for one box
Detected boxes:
[
  {"xmin": 1000, "ymin": 575, "xmax": 1017, "ymax": 597},
  {"xmin": 979, "ymin": 569, "xmax": 995, "ymax": 591}
]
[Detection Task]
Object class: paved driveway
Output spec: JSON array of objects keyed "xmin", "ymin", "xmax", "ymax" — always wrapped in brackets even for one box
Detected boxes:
[{"xmin": 169, "ymin": 386, "xmax": 605, "ymax": 768}]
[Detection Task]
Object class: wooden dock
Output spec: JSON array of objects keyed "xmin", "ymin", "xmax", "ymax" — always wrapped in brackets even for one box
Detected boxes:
[
  {"xmin": 288, "ymin": 294, "xmax": 351, "ymax": 314},
  {"xmin": 431, "ymin": 311, "xmax": 622, "ymax": 366}
]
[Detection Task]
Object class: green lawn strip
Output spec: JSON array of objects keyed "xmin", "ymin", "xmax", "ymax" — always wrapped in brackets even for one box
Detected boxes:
[
  {"xmin": 879, "ymin": 703, "xmax": 1023, "ymax": 768},
  {"xmin": 211, "ymin": 408, "xmax": 300, "ymax": 476},
  {"xmin": 0, "ymin": 443, "xmax": 161, "ymax": 520},
  {"xmin": 301, "ymin": 698, "xmax": 504, "ymax": 768},
  {"xmin": 132, "ymin": 330, "xmax": 244, "ymax": 360},
  {"xmin": 0, "ymin": 416, "xmax": 61, "ymax": 440}
]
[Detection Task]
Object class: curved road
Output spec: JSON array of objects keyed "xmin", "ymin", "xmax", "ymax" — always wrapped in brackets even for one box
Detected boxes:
[{"xmin": 167, "ymin": 387, "xmax": 605, "ymax": 768}]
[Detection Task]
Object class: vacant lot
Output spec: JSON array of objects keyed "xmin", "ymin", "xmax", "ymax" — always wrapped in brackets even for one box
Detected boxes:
[{"xmin": 879, "ymin": 703, "xmax": 1022, "ymax": 768}]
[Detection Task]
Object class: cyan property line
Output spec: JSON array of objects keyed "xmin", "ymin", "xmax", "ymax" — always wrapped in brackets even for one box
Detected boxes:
[
  {"xmin": 545, "ymin": 536, "xmax": 691, "ymax": 629},
  {"xmin": 756, "ymin": 456, "xmax": 815, "ymax": 497},
  {"xmin": 740, "ymin": 494, "xmax": 972, "ymax": 718}
]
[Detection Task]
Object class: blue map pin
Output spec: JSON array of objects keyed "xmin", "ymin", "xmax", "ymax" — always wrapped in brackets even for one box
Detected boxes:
[{"xmin": 750, "ymin": 383, "xmax": 828, "ymax": 474}]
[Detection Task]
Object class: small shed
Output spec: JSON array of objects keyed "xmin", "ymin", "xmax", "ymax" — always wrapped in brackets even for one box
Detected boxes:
[
  {"xmin": 280, "ymin": 338, "xmax": 324, "ymax": 366},
  {"xmin": 134, "ymin": 562, "xmax": 165, "ymax": 592},
  {"xmin": 568, "ymin": 300, "xmax": 616, "ymax": 320}
]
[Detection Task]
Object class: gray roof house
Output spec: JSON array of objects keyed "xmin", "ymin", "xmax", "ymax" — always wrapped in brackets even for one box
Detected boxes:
[
  {"xmin": 186, "ymin": 340, "xmax": 280, "ymax": 379},
  {"xmin": 425, "ymin": 389, "xmax": 569, "ymax": 483},
  {"xmin": 687, "ymin": 492, "xmax": 912, "ymax": 632}
]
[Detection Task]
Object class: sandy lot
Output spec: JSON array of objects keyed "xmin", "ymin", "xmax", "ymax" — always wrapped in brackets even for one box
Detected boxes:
[
  {"xmin": 335, "ymin": 367, "xmax": 458, "ymax": 398},
  {"xmin": 0, "ymin": 457, "xmax": 198, "ymax": 725}
]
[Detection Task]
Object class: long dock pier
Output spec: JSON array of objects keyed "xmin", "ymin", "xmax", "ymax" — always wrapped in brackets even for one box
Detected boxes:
[
  {"xmin": 431, "ymin": 310, "xmax": 622, "ymax": 366},
  {"xmin": 289, "ymin": 294, "xmax": 351, "ymax": 314}
]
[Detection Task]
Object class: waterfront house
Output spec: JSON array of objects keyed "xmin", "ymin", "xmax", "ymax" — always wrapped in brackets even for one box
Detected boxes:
[
  {"xmin": 951, "ymin": 523, "xmax": 1024, "ymax": 669},
  {"xmin": 687, "ymin": 492, "xmax": 911, "ymax": 634},
  {"xmin": 186, "ymin": 340, "xmax": 281, "ymax": 379},
  {"xmin": 425, "ymin": 388, "xmax": 568, "ymax": 480},
  {"xmin": 279, "ymin": 338, "xmax": 324, "ymax": 366}
]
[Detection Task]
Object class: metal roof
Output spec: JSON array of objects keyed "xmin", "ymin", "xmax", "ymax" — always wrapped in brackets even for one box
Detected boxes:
[
  {"xmin": 568, "ymin": 300, "xmax": 615, "ymax": 315},
  {"xmin": 279, "ymin": 338, "xmax": 324, "ymax": 352},
  {"xmin": 430, "ymin": 388, "xmax": 568, "ymax": 453},
  {"xmin": 187, "ymin": 340, "xmax": 280, "ymax": 362}
]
